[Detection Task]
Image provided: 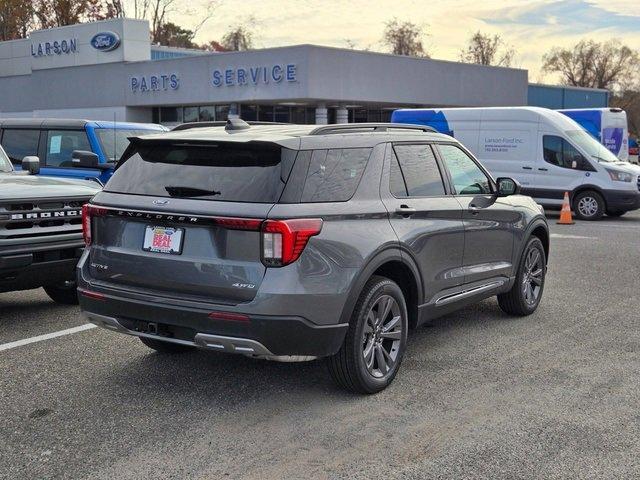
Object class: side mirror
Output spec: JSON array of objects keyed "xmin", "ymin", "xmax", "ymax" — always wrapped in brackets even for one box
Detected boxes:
[
  {"xmin": 22, "ymin": 156, "xmax": 40, "ymax": 175},
  {"xmin": 72, "ymin": 150, "xmax": 100, "ymax": 169},
  {"xmin": 496, "ymin": 177, "xmax": 520, "ymax": 197}
]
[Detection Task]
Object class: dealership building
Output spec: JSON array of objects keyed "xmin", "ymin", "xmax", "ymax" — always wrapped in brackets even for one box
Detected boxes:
[{"xmin": 0, "ymin": 18, "xmax": 609, "ymax": 126}]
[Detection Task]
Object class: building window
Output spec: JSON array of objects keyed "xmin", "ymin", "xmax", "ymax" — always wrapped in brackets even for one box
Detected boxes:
[
  {"xmin": 183, "ymin": 106, "xmax": 199, "ymax": 123},
  {"xmin": 199, "ymin": 106, "xmax": 215, "ymax": 121},
  {"xmin": 274, "ymin": 106, "xmax": 289, "ymax": 123},
  {"xmin": 352, "ymin": 108, "xmax": 368, "ymax": 123},
  {"xmin": 215, "ymin": 105, "xmax": 230, "ymax": 121},
  {"xmin": 290, "ymin": 107, "xmax": 306, "ymax": 124},
  {"xmin": 159, "ymin": 107, "xmax": 182, "ymax": 123},
  {"xmin": 241, "ymin": 104, "xmax": 258, "ymax": 121},
  {"xmin": 327, "ymin": 108, "xmax": 337, "ymax": 124},
  {"xmin": 258, "ymin": 106, "xmax": 274, "ymax": 122}
]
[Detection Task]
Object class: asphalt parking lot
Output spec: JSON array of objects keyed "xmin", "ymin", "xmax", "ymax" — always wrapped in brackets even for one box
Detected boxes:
[{"xmin": 1, "ymin": 211, "xmax": 639, "ymax": 480}]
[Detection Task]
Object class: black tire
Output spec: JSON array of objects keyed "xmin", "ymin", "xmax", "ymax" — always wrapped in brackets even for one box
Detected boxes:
[
  {"xmin": 139, "ymin": 336, "xmax": 194, "ymax": 353},
  {"xmin": 606, "ymin": 210, "xmax": 625, "ymax": 217},
  {"xmin": 498, "ymin": 237, "xmax": 546, "ymax": 316},
  {"xmin": 328, "ymin": 276, "xmax": 408, "ymax": 394},
  {"xmin": 573, "ymin": 190, "xmax": 605, "ymax": 221},
  {"xmin": 43, "ymin": 282, "xmax": 79, "ymax": 305}
]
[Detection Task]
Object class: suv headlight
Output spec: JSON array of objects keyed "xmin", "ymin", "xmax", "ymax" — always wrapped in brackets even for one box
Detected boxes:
[{"xmin": 606, "ymin": 169, "xmax": 633, "ymax": 182}]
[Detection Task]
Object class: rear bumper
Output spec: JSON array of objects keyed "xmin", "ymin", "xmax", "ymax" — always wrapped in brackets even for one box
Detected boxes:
[
  {"xmin": 79, "ymin": 289, "xmax": 348, "ymax": 357},
  {"xmin": 602, "ymin": 189, "xmax": 640, "ymax": 212}
]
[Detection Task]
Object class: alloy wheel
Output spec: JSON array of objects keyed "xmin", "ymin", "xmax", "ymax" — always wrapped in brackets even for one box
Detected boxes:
[
  {"xmin": 577, "ymin": 196, "xmax": 598, "ymax": 218},
  {"xmin": 522, "ymin": 246, "xmax": 544, "ymax": 306},
  {"xmin": 362, "ymin": 295, "xmax": 403, "ymax": 378}
]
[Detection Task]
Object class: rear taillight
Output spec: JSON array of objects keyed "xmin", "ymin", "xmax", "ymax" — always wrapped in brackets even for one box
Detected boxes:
[
  {"xmin": 82, "ymin": 204, "xmax": 107, "ymax": 246},
  {"xmin": 261, "ymin": 219, "xmax": 323, "ymax": 267}
]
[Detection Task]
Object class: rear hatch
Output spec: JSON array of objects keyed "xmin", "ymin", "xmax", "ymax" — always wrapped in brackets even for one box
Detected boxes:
[{"xmin": 88, "ymin": 140, "xmax": 297, "ymax": 304}]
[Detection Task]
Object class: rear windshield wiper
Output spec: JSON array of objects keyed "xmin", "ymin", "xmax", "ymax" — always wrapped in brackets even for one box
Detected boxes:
[{"xmin": 164, "ymin": 186, "xmax": 221, "ymax": 197}]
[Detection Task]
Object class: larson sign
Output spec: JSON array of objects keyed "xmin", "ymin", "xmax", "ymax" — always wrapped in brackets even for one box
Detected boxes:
[{"xmin": 31, "ymin": 38, "xmax": 78, "ymax": 57}]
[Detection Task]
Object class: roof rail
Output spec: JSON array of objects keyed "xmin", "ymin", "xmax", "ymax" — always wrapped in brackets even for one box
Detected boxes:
[
  {"xmin": 172, "ymin": 120, "xmax": 292, "ymax": 131},
  {"xmin": 309, "ymin": 123, "xmax": 437, "ymax": 135}
]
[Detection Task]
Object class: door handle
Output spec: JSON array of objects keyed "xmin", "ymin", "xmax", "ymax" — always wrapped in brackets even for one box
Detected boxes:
[
  {"xmin": 468, "ymin": 204, "xmax": 481, "ymax": 215},
  {"xmin": 395, "ymin": 205, "xmax": 416, "ymax": 217},
  {"xmin": 538, "ymin": 168, "xmax": 548, "ymax": 171},
  {"xmin": 522, "ymin": 166, "xmax": 533, "ymax": 170}
]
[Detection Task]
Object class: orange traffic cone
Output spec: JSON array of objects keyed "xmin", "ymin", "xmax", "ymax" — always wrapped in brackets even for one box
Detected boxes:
[{"xmin": 557, "ymin": 191, "xmax": 574, "ymax": 224}]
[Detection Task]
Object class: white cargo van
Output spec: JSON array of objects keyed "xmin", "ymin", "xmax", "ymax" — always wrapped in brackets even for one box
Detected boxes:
[
  {"xmin": 391, "ymin": 107, "xmax": 640, "ymax": 220},
  {"xmin": 559, "ymin": 108, "xmax": 629, "ymax": 162}
]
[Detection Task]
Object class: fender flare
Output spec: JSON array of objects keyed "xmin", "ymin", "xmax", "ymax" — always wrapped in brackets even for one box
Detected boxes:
[
  {"xmin": 516, "ymin": 217, "xmax": 550, "ymax": 266},
  {"xmin": 338, "ymin": 247, "xmax": 424, "ymax": 325}
]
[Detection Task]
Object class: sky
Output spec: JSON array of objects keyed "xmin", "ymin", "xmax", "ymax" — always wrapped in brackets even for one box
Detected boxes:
[{"xmin": 168, "ymin": 0, "xmax": 640, "ymax": 81}]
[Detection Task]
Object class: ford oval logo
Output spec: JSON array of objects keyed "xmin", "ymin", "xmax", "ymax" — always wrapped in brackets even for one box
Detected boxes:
[
  {"xmin": 153, "ymin": 199, "xmax": 170, "ymax": 206},
  {"xmin": 90, "ymin": 32, "xmax": 120, "ymax": 52}
]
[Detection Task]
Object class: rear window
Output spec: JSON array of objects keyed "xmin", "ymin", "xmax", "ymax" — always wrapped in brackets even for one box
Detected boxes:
[
  {"xmin": 106, "ymin": 143, "xmax": 296, "ymax": 203},
  {"xmin": 300, "ymin": 148, "xmax": 371, "ymax": 202}
]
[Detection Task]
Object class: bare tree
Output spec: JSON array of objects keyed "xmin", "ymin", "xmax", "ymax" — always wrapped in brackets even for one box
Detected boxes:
[
  {"xmin": 220, "ymin": 17, "xmax": 256, "ymax": 51},
  {"xmin": 460, "ymin": 31, "xmax": 515, "ymax": 67},
  {"xmin": 0, "ymin": 0, "xmax": 35, "ymax": 40},
  {"xmin": 114, "ymin": 0, "xmax": 219, "ymax": 44},
  {"xmin": 34, "ymin": 0, "xmax": 106, "ymax": 28},
  {"xmin": 381, "ymin": 19, "xmax": 429, "ymax": 57},
  {"xmin": 543, "ymin": 40, "xmax": 639, "ymax": 90}
]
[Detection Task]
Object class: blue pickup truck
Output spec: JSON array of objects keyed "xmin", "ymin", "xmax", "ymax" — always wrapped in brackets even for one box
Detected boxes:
[{"xmin": 0, "ymin": 118, "xmax": 167, "ymax": 184}]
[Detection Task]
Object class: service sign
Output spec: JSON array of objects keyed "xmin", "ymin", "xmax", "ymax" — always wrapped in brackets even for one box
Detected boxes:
[{"xmin": 212, "ymin": 63, "xmax": 297, "ymax": 87}]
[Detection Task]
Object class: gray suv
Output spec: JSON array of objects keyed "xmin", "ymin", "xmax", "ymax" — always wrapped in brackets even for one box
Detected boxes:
[{"xmin": 78, "ymin": 120, "xmax": 549, "ymax": 393}]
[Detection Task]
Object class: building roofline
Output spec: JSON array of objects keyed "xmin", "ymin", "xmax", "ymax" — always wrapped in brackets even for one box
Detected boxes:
[
  {"xmin": 27, "ymin": 17, "xmax": 149, "ymax": 36},
  {"xmin": 124, "ymin": 42, "xmax": 528, "ymax": 74},
  {"xmin": 528, "ymin": 82, "xmax": 609, "ymax": 93}
]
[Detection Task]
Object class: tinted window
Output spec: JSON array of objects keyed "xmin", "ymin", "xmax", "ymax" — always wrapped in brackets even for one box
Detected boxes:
[
  {"xmin": 45, "ymin": 130, "xmax": 91, "ymax": 167},
  {"xmin": 300, "ymin": 148, "xmax": 370, "ymax": 202},
  {"xmin": 390, "ymin": 154, "xmax": 407, "ymax": 197},
  {"xmin": 106, "ymin": 143, "xmax": 295, "ymax": 203},
  {"xmin": 438, "ymin": 144, "xmax": 492, "ymax": 195},
  {"xmin": 543, "ymin": 135, "xmax": 590, "ymax": 170},
  {"xmin": 2, "ymin": 129, "xmax": 40, "ymax": 164},
  {"xmin": 96, "ymin": 128, "xmax": 157, "ymax": 162},
  {"xmin": 392, "ymin": 145, "xmax": 445, "ymax": 197}
]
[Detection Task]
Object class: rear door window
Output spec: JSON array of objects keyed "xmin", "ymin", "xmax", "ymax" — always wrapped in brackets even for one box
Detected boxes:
[
  {"xmin": 106, "ymin": 143, "xmax": 296, "ymax": 203},
  {"xmin": 300, "ymin": 148, "xmax": 370, "ymax": 202},
  {"xmin": 45, "ymin": 130, "xmax": 92, "ymax": 167},
  {"xmin": 1, "ymin": 129, "xmax": 40, "ymax": 164},
  {"xmin": 391, "ymin": 144, "xmax": 446, "ymax": 197}
]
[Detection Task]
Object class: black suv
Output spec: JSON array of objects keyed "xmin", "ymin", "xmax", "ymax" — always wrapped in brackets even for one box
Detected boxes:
[{"xmin": 79, "ymin": 120, "xmax": 549, "ymax": 393}]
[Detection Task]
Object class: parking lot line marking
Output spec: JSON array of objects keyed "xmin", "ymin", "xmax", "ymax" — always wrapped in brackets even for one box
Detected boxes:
[
  {"xmin": 550, "ymin": 234, "xmax": 596, "ymax": 239},
  {"xmin": 576, "ymin": 223, "xmax": 640, "ymax": 230},
  {"xmin": 0, "ymin": 324, "xmax": 97, "ymax": 353}
]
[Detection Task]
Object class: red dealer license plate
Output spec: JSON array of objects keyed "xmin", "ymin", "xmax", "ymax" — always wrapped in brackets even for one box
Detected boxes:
[{"xmin": 142, "ymin": 226, "xmax": 184, "ymax": 255}]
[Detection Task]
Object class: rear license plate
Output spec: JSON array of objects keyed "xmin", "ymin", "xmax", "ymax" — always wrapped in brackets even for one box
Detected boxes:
[{"xmin": 142, "ymin": 226, "xmax": 184, "ymax": 255}]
